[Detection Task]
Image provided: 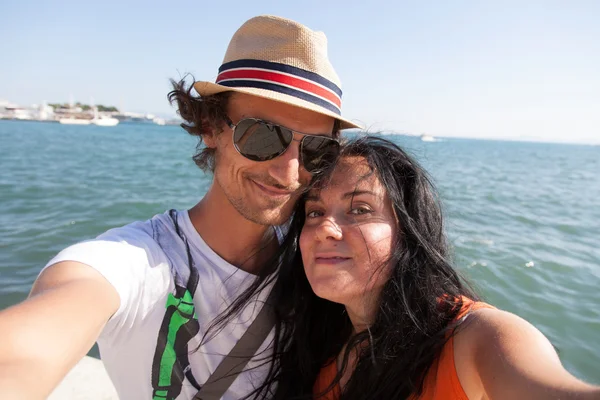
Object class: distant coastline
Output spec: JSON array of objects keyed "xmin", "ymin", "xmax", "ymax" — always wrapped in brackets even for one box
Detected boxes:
[
  {"xmin": 374, "ymin": 131, "xmax": 600, "ymax": 147},
  {"xmin": 0, "ymin": 99, "xmax": 182, "ymax": 127}
]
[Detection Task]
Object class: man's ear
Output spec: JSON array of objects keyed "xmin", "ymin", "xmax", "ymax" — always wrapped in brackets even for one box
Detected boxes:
[
  {"xmin": 202, "ymin": 121, "xmax": 219, "ymax": 148},
  {"xmin": 203, "ymin": 130, "xmax": 217, "ymax": 148}
]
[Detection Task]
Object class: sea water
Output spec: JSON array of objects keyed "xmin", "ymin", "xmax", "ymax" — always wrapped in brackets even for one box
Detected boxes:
[{"xmin": 1, "ymin": 120, "xmax": 599, "ymax": 383}]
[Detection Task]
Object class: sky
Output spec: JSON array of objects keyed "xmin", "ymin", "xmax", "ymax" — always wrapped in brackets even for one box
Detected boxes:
[{"xmin": 1, "ymin": 0, "xmax": 599, "ymax": 144}]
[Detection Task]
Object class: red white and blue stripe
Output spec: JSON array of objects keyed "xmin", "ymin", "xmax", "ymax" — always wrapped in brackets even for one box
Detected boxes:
[{"xmin": 216, "ymin": 59, "xmax": 343, "ymax": 115}]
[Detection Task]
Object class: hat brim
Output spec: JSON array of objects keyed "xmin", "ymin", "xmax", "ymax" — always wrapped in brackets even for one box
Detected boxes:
[{"xmin": 193, "ymin": 81, "xmax": 363, "ymax": 130}]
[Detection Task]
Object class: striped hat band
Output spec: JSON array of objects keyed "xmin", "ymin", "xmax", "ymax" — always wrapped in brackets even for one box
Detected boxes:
[{"xmin": 216, "ymin": 59, "xmax": 343, "ymax": 115}]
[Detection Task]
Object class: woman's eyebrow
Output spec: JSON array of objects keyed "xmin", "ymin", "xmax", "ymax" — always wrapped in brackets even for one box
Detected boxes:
[
  {"xmin": 305, "ymin": 193, "xmax": 321, "ymax": 203},
  {"xmin": 304, "ymin": 189, "xmax": 378, "ymax": 203},
  {"xmin": 342, "ymin": 189, "xmax": 377, "ymax": 200}
]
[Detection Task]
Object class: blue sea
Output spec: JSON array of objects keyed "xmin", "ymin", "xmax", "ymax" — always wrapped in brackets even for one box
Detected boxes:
[{"xmin": 1, "ymin": 120, "xmax": 599, "ymax": 383}]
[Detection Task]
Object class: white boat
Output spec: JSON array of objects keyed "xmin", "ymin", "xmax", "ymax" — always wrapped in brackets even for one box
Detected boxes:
[
  {"xmin": 59, "ymin": 117, "xmax": 91, "ymax": 125},
  {"xmin": 91, "ymin": 116, "xmax": 119, "ymax": 126},
  {"xmin": 90, "ymin": 105, "xmax": 119, "ymax": 126},
  {"xmin": 420, "ymin": 134, "xmax": 436, "ymax": 142}
]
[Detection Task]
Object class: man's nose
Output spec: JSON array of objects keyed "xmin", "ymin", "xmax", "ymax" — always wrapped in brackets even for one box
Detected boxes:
[{"xmin": 266, "ymin": 138, "xmax": 303, "ymax": 188}]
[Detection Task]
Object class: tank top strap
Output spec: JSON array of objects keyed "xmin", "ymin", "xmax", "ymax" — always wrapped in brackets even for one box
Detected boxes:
[
  {"xmin": 416, "ymin": 298, "xmax": 495, "ymax": 400},
  {"xmin": 453, "ymin": 296, "xmax": 494, "ymax": 325},
  {"xmin": 313, "ymin": 359, "xmax": 340, "ymax": 400}
]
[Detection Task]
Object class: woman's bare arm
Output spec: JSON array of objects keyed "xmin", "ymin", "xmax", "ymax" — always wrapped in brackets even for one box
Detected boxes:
[{"xmin": 454, "ymin": 308, "xmax": 599, "ymax": 400}]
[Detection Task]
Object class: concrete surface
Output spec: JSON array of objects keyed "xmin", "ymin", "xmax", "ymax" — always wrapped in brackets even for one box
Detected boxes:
[{"xmin": 48, "ymin": 356, "xmax": 118, "ymax": 400}]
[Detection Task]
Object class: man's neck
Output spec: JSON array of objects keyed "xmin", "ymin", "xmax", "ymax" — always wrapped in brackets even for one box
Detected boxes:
[{"xmin": 187, "ymin": 184, "xmax": 278, "ymax": 275}]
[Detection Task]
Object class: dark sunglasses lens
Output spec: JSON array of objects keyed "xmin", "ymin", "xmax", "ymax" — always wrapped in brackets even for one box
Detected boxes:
[
  {"xmin": 302, "ymin": 137, "xmax": 340, "ymax": 173},
  {"xmin": 234, "ymin": 120, "xmax": 293, "ymax": 161}
]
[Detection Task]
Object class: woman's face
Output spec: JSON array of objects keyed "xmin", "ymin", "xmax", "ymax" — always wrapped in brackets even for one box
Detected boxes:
[{"xmin": 300, "ymin": 156, "xmax": 397, "ymax": 311}]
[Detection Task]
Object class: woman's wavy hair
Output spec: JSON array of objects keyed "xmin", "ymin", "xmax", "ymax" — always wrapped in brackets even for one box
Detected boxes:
[{"xmin": 247, "ymin": 135, "xmax": 478, "ymax": 399}]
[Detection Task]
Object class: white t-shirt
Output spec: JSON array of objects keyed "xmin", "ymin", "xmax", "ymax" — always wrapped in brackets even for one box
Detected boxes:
[{"xmin": 44, "ymin": 210, "xmax": 278, "ymax": 400}]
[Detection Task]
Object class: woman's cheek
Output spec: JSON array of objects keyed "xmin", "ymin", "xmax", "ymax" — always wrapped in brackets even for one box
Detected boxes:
[
  {"xmin": 366, "ymin": 228, "xmax": 395, "ymax": 270},
  {"xmin": 299, "ymin": 227, "xmax": 313, "ymax": 264}
]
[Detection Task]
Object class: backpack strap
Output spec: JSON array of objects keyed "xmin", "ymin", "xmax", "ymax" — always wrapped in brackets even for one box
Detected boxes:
[
  {"xmin": 150, "ymin": 210, "xmax": 277, "ymax": 400},
  {"xmin": 192, "ymin": 285, "xmax": 277, "ymax": 400}
]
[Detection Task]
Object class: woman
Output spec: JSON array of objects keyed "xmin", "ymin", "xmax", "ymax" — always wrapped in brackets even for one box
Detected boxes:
[{"xmin": 259, "ymin": 136, "xmax": 599, "ymax": 400}]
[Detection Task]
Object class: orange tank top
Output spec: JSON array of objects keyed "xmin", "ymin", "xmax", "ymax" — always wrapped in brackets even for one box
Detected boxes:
[{"xmin": 313, "ymin": 298, "xmax": 493, "ymax": 400}]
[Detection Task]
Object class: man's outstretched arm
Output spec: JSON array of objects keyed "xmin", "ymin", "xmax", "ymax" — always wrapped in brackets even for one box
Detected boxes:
[{"xmin": 0, "ymin": 261, "xmax": 119, "ymax": 400}]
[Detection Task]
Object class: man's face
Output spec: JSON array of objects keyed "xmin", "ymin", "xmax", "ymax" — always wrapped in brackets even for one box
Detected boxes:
[{"xmin": 206, "ymin": 92, "xmax": 336, "ymax": 226}]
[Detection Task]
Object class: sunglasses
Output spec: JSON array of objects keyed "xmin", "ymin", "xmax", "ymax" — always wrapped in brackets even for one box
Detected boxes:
[{"xmin": 225, "ymin": 117, "xmax": 340, "ymax": 174}]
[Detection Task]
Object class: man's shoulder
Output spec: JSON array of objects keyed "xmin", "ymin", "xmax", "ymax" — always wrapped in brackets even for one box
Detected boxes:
[
  {"xmin": 95, "ymin": 210, "xmax": 203, "ymax": 284},
  {"xmin": 97, "ymin": 212, "xmax": 170, "ymax": 244},
  {"xmin": 46, "ymin": 211, "xmax": 176, "ymax": 271},
  {"xmin": 96, "ymin": 211, "xmax": 190, "ymax": 255}
]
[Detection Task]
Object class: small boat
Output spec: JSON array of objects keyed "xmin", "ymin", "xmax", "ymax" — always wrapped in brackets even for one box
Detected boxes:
[
  {"xmin": 91, "ymin": 116, "xmax": 119, "ymax": 126},
  {"xmin": 153, "ymin": 117, "xmax": 166, "ymax": 126},
  {"xmin": 59, "ymin": 117, "xmax": 91, "ymax": 125},
  {"xmin": 90, "ymin": 106, "xmax": 119, "ymax": 126},
  {"xmin": 420, "ymin": 134, "xmax": 436, "ymax": 142}
]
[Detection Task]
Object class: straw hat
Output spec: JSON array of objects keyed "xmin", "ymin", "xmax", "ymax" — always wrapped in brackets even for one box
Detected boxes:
[{"xmin": 193, "ymin": 15, "xmax": 361, "ymax": 130}]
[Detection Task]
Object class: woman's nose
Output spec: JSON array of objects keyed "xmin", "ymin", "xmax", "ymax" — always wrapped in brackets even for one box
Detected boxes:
[{"xmin": 314, "ymin": 218, "xmax": 343, "ymax": 242}]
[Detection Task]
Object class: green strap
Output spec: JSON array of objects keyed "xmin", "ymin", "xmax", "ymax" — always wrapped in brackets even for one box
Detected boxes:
[{"xmin": 152, "ymin": 290, "xmax": 197, "ymax": 400}]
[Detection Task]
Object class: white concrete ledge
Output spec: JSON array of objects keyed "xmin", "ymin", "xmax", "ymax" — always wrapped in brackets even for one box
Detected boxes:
[{"xmin": 48, "ymin": 356, "xmax": 118, "ymax": 400}]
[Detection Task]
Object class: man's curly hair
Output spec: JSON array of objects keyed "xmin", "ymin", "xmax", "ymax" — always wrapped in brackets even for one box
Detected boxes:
[{"xmin": 168, "ymin": 78, "xmax": 233, "ymax": 172}]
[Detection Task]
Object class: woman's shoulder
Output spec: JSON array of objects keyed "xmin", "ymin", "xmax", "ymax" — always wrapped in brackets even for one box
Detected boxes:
[
  {"xmin": 456, "ymin": 306, "xmax": 550, "ymax": 349},
  {"xmin": 452, "ymin": 306, "xmax": 567, "ymax": 399}
]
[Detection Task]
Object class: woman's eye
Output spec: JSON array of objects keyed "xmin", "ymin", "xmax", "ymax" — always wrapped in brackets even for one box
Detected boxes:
[
  {"xmin": 306, "ymin": 210, "xmax": 323, "ymax": 218},
  {"xmin": 349, "ymin": 207, "xmax": 372, "ymax": 215}
]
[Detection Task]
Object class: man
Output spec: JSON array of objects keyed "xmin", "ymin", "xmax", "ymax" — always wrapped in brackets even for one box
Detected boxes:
[{"xmin": 0, "ymin": 15, "xmax": 359, "ymax": 399}]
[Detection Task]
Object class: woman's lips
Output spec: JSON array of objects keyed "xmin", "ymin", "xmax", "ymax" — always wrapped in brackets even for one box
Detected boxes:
[{"xmin": 314, "ymin": 256, "xmax": 351, "ymax": 265}]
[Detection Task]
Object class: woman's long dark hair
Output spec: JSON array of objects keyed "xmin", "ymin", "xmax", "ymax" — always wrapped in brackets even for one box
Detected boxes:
[{"xmin": 249, "ymin": 136, "xmax": 479, "ymax": 399}]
